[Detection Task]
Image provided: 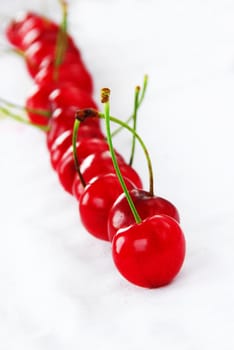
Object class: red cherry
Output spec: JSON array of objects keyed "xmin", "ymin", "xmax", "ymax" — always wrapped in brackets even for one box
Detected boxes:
[
  {"xmin": 49, "ymin": 129, "xmax": 73, "ymax": 169},
  {"xmin": 25, "ymin": 39, "xmax": 80, "ymax": 77},
  {"xmin": 48, "ymin": 84, "xmax": 98, "ymax": 118},
  {"xmin": 22, "ymin": 26, "xmax": 58, "ymax": 50},
  {"xmin": 46, "ymin": 88, "xmax": 100, "ymax": 149},
  {"xmin": 72, "ymin": 150, "xmax": 142, "ymax": 199},
  {"xmin": 21, "ymin": 25, "xmax": 77, "ymax": 52},
  {"xmin": 112, "ymin": 214, "xmax": 186, "ymax": 288},
  {"xmin": 56, "ymin": 139, "xmax": 110, "ymax": 194},
  {"xmin": 35, "ymin": 61, "xmax": 93, "ymax": 93},
  {"xmin": 79, "ymin": 174, "xmax": 136, "ymax": 241},
  {"xmin": 5, "ymin": 12, "xmax": 57, "ymax": 49},
  {"xmin": 46, "ymin": 113, "xmax": 103, "ymax": 150},
  {"xmin": 108, "ymin": 188, "xmax": 180, "ymax": 241},
  {"xmin": 25, "ymin": 84, "xmax": 52, "ymax": 126}
]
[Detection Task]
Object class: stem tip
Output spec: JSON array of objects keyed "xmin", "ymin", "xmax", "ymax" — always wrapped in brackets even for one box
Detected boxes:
[{"xmin": 101, "ymin": 88, "xmax": 111, "ymax": 103}]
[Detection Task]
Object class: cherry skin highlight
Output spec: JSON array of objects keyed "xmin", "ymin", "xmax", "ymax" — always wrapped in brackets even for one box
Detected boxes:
[
  {"xmin": 112, "ymin": 214, "xmax": 186, "ymax": 288},
  {"xmin": 108, "ymin": 188, "xmax": 180, "ymax": 241},
  {"xmin": 49, "ymin": 129, "xmax": 73, "ymax": 169},
  {"xmin": 79, "ymin": 174, "xmax": 136, "ymax": 241}
]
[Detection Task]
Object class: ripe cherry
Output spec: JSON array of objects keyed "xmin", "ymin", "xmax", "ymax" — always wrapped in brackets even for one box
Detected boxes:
[
  {"xmin": 47, "ymin": 114, "xmax": 103, "ymax": 151},
  {"xmin": 5, "ymin": 12, "xmax": 57, "ymax": 50},
  {"xmin": 72, "ymin": 150, "xmax": 142, "ymax": 199},
  {"xmin": 79, "ymin": 174, "xmax": 136, "ymax": 241},
  {"xmin": 49, "ymin": 129, "xmax": 73, "ymax": 169},
  {"xmin": 35, "ymin": 61, "xmax": 93, "ymax": 93},
  {"xmin": 100, "ymin": 87, "xmax": 185, "ymax": 288},
  {"xmin": 112, "ymin": 214, "xmax": 186, "ymax": 288},
  {"xmin": 46, "ymin": 88, "xmax": 100, "ymax": 149},
  {"xmin": 25, "ymin": 84, "xmax": 51, "ymax": 126},
  {"xmin": 108, "ymin": 189, "xmax": 180, "ymax": 241},
  {"xmin": 21, "ymin": 24, "xmax": 77, "ymax": 52},
  {"xmin": 56, "ymin": 139, "xmax": 110, "ymax": 194},
  {"xmin": 48, "ymin": 84, "xmax": 98, "ymax": 121},
  {"xmin": 25, "ymin": 39, "xmax": 80, "ymax": 78}
]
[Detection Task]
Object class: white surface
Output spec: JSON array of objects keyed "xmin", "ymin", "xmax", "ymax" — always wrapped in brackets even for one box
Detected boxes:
[{"xmin": 1, "ymin": 0, "xmax": 234, "ymax": 349}]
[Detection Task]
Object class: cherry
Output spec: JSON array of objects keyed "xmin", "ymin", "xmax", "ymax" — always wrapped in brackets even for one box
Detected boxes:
[
  {"xmin": 72, "ymin": 150, "xmax": 142, "ymax": 199},
  {"xmin": 108, "ymin": 188, "xmax": 180, "ymax": 241},
  {"xmin": 48, "ymin": 84, "xmax": 98, "ymax": 119},
  {"xmin": 79, "ymin": 174, "xmax": 136, "ymax": 241},
  {"xmin": 56, "ymin": 139, "xmax": 110, "ymax": 194},
  {"xmin": 112, "ymin": 214, "xmax": 186, "ymax": 288},
  {"xmin": 35, "ymin": 61, "xmax": 93, "ymax": 93},
  {"xmin": 5, "ymin": 12, "xmax": 57, "ymax": 50},
  {"xmin": 25, "ymin": 84, "xmax": 51, "ymax": 126},
  {"xmin": 49, "ymin": 129, "xmax": 73, "ymax": 169},
  {"xmin": 21, "ymin": 23, "xmax": 78, "ymax": 52},
  {"xmin": 100, "ymin": 87, "xmax": 185, "ymax": 288},
  {"xmin": 22, "ymin": 26, "xmax": 59, "ymax": 50},
  {"xmin": 25, "ymin": 39, "xmax": 80, "ymax": 78},
  {"xmin": 46, "ymin": 111, "xmax": 103, "ymax": 150},
  {"xmin": 46, "ymin": 88, "xmax": 100, "ymax": 149}
]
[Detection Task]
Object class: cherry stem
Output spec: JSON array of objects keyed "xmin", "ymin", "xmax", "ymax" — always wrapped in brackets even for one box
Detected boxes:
[
  {"xmin": 54, "ymin": 0, "xmax": 68, "ymax": 80},
  {"xmin": 73, "ymin": 107, "xmax": 155, "ymax": 196},
  {"xmin": 72, "ymin": 118, "xmax": 86, "ymax": 188},
  {"xmin": 0, "ymin": 105, "xmax": 49, "ymax": 131},
  {"xmin": 99, "ymin": 112, "xmax": 155, "ymax": 197},
  {"xmin": 101, "ymin": 89, "xmax": 142, "ymax": 224},
  {"xmin": 0, "ymin": 97, "xmax": 50, "ymax": 118},
  {"xmin": 111, "ymin": 75, "xmax": 148, "ymax": 137},
  {"xmin": 138, "ymin": 74, "xmax": 148, "ymax": 106},
  {"xmin": 129, "ymin": 86, "xmax": 140, "ymax": 166}
]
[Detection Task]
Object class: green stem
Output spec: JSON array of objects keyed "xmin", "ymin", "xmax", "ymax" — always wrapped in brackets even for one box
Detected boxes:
[
  {"xmin": 111, "ymin": 75, "xmax": 148, "ymax": 137},
  {"xmin": 99, "ymin": 113, "xmax": 154, "ymax": 196},
  {"xmin": 138, "ymin": 74, "xmax": 148, "ymax": 106},
  {"xmin": 54, "ymin": 0, "xmax": 68, "ymax": 80},
  {"xmin": 102, "ymin": 90, "xmax": 142, "ymax": 224},
  {"xmin": 0, "ymin": 106, "xmax": 49, "ymax": 131},
  {"xmin": 72, "ymin": 107, "xmax": 155, "ymax": 196},
  {"xmin": 129, "ymin": 86, "xmax": 140, "ymax": 166},
  {"xmin": 0, "ymin": 97, "xmax": 50, "ymax": 118},
  {"xmin": 72, "ymin": 119, "xmax": 86, "ymax": 187}
]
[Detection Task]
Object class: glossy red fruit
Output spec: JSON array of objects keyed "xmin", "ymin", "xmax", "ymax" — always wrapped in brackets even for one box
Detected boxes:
[
  {"xmin": 35, "ymin": 61, "xmax": 93, "ymax": 93},
  {"xmin": 108, "ymin": 188, "xmax": 180, "ymax": 241},
  {"xmin": 46, "ymin": 88, "xmax": 100, "ymax": 149},
  {"xmin": 48, "ymin": 84, "xmax": 98, "ymax": 122},
  {"xmin": 26, "ymin": 84, "xmax": 52, "ymax": 126},
  {"xmin": 5, "ymin": 12, "xmax": 57, "ymax": 49},
  {"xmin": 49, "ymin": 129, "xmax": 73, "ymax": 169},
  {"xmin": 25, "ymin": 39, "xmax": 80, "ymax": 77},
  {"xmin": 112, "ymin": 214, "xmax": 186, "ymax": 288},
  {"xmin": 47, "ymin": 113, "xmax": 103, "ymax": 151},
  {"xmin": 56, "ymin": 138, "xmax": 110, "ymax": 194},
  {"xmin": 21, "ymin": 24, "xmax": 78, "ymax": 52},
  {"xmin": 79, "ymin": 174, "xmax": 136, "ymax": 241},
  {"xmin": 72, "ymin": 151, "xmax": 142, "ymax": 199}
]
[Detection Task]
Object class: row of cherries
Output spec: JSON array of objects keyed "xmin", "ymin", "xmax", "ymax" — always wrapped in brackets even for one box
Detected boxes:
[{"xmin": 4, "ymin": 3, "xmax": 186, "ymax": 288}]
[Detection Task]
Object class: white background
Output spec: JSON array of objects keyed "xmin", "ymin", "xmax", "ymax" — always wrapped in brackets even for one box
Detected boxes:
[{"xmin": 0, "ymin": 0, "xmax": 234, "ymax": 349}]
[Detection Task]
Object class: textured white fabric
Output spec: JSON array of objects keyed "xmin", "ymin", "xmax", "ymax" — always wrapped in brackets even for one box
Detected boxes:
[{"xmin": 0, "ymin": 1, "xmax": 234, "ymax": 349}]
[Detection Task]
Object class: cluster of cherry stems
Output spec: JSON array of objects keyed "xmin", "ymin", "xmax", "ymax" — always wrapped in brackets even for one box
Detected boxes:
[{"xmin": 3, "ymin": 2, "xmax": 186, "ymax": 289}]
